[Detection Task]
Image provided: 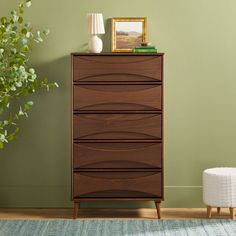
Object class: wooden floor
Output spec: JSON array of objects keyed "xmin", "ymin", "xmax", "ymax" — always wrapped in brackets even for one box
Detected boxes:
[{"xmin": 0, "ymin": 208, "xmax": 234, "ymax": 220}]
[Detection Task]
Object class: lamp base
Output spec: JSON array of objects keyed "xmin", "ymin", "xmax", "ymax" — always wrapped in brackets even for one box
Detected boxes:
[{"xmin": 88, "ymin": 35, "xmax": 103, "ymax": 53}]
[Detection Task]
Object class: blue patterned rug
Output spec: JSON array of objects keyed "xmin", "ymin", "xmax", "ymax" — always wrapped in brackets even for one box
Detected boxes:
[{"xmin": 0, "ymin": 219, "xmax": 235, "ymax": 236}]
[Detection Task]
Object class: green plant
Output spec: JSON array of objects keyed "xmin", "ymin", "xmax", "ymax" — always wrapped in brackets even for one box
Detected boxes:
[{"xmin": 0, "ymin": 0, "xmax": 58, "ymax": 149}]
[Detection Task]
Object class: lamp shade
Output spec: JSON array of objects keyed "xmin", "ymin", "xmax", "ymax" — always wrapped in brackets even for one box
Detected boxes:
[{"xmin": 87, "ymin": 13, "xmax": 105, "ymax": 35}]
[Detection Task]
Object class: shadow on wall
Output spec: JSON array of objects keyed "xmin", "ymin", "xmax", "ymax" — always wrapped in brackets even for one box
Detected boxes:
[
  {"xmin": 24, "ymin": 55, "xmax": 72, "ymax": 186},
  {"xmin": 35, "ymin": 55, "xmax": 70, "ymax": 88},
  {"xmin": 0, "ymin": 55, "xmax": 72, "ymax": 207},
  {"xmin": 101, "ymin": 18, "xmax": 111, "ymax": 52}
]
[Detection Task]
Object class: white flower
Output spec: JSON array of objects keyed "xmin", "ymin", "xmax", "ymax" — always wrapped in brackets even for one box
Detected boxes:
[
  {"xmin": 29, "ymin": 68, "xmax": 35, "ymax": 74},
  {"xmin": 19, "ymin": 66, "xmax": 26, "ymax": 73},
  {"xmin": 26, "ymin": 32, "xmax": 31, "ymax": 38},
  {"xmin": 26, "ymin": 1, "xmax": 32, "ymax": 7}
]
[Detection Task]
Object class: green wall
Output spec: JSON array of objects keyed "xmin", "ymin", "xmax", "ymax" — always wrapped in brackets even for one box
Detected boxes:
[{"xmin": 1, "ymin": 0, "xmax": 236, "ymax": 208}]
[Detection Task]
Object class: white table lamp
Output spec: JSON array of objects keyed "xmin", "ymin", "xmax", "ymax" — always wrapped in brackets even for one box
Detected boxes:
[{"xmin": 87, "ymin": 13, "xmax": 105, "ymax": 53}]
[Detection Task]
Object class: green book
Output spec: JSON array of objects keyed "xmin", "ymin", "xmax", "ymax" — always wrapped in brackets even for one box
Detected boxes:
[
  {"xmin": 135, "ymin": 46, "xmax": 156, "ymax": 49},
  {"xmin": 133, "ymin": 48, "xmax": 157, "ymax": 53}
]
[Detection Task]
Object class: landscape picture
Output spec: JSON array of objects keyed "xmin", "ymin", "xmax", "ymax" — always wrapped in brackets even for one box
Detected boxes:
[{"xmin": 112, "ymin": 18, "xmax": 147, "ymax": 52}]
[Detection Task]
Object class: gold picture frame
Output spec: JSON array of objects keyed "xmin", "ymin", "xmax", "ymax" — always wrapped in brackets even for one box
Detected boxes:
[{"xmin": 112, "ymin": 17, "xmax": 147, "ymax": 52}]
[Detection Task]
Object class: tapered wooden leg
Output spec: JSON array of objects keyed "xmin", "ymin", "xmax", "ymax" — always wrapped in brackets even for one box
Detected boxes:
[
  {"xmin": 155, "ymin": 202, "xmax": 161, "ymax": 219},
  {"xmin": 207, "ymin": 206, "xmax": 212, "ymax": 218},
  {"xmin": 73, "ymin": 202, "xmax": 79, "ymax": 219},
  {"xmin": 230, "ymin": 207, "xmax": 234, "ymax": 220},
  {"xmin": 217, "ymin": 207, "xmax": 221, "ymax": 214}
]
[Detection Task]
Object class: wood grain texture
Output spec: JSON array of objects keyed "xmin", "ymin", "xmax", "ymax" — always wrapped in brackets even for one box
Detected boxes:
[
  {"xmin": 72, "ymin": 53, "xmax": 164, "ymax": 56},
  {"xmin": 73, "ymin": 142, "xmax": 162, "ymax": 169},
  {"xmin": 73, "ymin": 84, "xmax": 162, "ymax": 111},
  {"xmin": 74, "ymin": 139, "xmax": 162, "ymax": 143},
  {"xmin": 71, "ymin": 54, "xmax": 164, "ymax": 216},
  {"xmin": 73, "ymin": 55, "xmax": 162, "ymax": 82},
  {"xmin": 73, "ymin": 171, "xmax": 162, "ymax": 198},
  {"xmin": 73, "ymin": 113, "xmax": 162, "ymax": 140}
]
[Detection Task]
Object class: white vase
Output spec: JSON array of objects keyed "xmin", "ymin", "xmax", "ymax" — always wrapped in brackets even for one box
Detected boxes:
[{"xmin": 88, "ymin": 35, "xmax": 103, "ymax": 53}]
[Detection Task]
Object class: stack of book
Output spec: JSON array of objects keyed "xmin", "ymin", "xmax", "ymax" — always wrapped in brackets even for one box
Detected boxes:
[{"xmin": 133, "ymin": 45, "xmax": 157, "ymax": 53}]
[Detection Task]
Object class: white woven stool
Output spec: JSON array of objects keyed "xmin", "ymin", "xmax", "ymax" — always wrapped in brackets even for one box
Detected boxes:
[{"xmin": 203, "ymin": 168, "xmax": 236, "ymax": 219}]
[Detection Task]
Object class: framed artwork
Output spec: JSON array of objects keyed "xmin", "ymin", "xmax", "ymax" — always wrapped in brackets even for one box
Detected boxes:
[{"xmin": 112, "ymin": 17, "xmax": 147, "ymax": 52}]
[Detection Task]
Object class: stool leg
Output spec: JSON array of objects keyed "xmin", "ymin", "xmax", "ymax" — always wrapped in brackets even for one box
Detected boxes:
[
  {"xmin": 207, "ymin": 206, "xmax": 212, "ymax": 218},
  {"xmin": 230, "ymin": 208, "xmax": 234, "ymax": 220},
  {"xmin": 217, "ymin": 207, "xmax": 221, "ymax": 214}
]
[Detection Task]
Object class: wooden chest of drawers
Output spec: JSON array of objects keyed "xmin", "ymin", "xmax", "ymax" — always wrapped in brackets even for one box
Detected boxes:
[{"xmin": 71, "ymin": 53, "xmax": 164, "ymax": 218}]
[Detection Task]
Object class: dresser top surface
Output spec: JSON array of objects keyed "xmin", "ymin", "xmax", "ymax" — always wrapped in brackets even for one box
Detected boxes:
[{"xmin": 71, "ymin": 52, "xmax": 164, "ymax": 56}]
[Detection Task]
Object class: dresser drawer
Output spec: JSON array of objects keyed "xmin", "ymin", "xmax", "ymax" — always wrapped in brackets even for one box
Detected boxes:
[
  {"xmin": 73, "ymin": 84, "xmax": 162, "ymax": 111},
  {"xmin": 73, "ymin": 142, "xmax": 162, "ymax": 169},
  {"xmin": 73, "ymin": 114, "xmax": 162, "ymax": 140},
  {"xmin": 73, "ymin": 55, "xmax": 162, "ymax": 82},
  {"xmin": 73, "ymin": 171, "xmax": 162, "ymax": 198}
]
